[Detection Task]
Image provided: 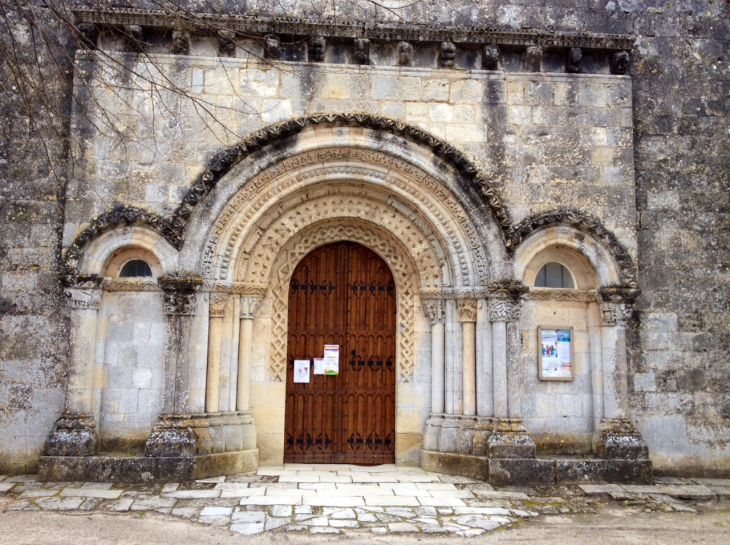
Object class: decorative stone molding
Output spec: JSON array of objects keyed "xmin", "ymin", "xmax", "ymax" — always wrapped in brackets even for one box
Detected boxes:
[
  {"xmin": 61, "ymin": 206, "xmax": 179, "ymax": 285},
  {"xmin": 524, "ymin": 288, "xmax": 601, "ymax": 303},
  {"xmin": 489, "ymin": 299, "xmax": 521, "ymax": 323},
  {"xmin": 509, "ymin": 210, "xmax": 638, "ymax": 288},
  {"xmin": 103, "ymin": 278, "xmax": 161, "ymax": 292},
  {"xmin": 65, "ymin": 288, "xmax": 102, "ymax": 311},
  {"xmin": 159, "ymin": 274, "xmax": 203, "ymax": 316},
  {"xmin": 422, "ymin": 299, "xmax": 445, "ymax": 325},
  {"xmin": 209, "ymin": 293, "xmax": 228, "ymax": 317},
  {"xmin": 419, "ymin": 288, "xmax": 492, "ymax": 300},
  {"xmin": 72, "ymin": 7, "xmax": 634, "ymax": 52},
  {"xmin": 240, "ymin": 295, "xmax": 263, "ymax": 319},
  {"xmin": 457, "ymin": 299, "xmax": 478, "ymax": 323},
  {"xmin": 598, "ymin": 285, "xmax": 641, "ymax": 304}
]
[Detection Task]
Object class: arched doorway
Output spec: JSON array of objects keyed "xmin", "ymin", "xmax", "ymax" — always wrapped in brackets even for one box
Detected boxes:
[{"xmin": 284, "ymin": 241, "xmax": 396, "ymax": 464}]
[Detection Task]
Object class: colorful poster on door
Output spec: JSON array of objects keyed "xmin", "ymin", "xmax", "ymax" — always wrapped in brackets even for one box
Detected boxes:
[
  {"xmin": 539, "ymin": 328, "xmax": 572, "ymax": 380},
  {"xmin": 323, "ymin": 344, "xmax": 339, "ymax": 375},
  {"xmin": 313, "ymin": 358, "xmax": 326, "ymax": 375},
  {"xmin": 293, "ymin": 360, "xmax": 311, "ymax": 383}
]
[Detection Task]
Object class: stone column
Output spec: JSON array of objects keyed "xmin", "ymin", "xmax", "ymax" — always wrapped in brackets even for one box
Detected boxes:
[
  {"xmin": 145, "ymin": 274, "xmax": 203, "ymax": 458},
  {"xmin": 205, "ymin": 294, "xmax": 227, "ymax": 413},
  {"xmin": 476, "ymin": 299, "xmax": 493, "ymax": 417},
  {"xmin": 458, "ymin": 299, "xmax": 478, "ymax": 417},
  {"xmin": 237, "ymin": 293, "xmax": 263, "ymax": 451},
  {"xmin": 43, "ymin": 280, "xmax": 103, "ymax": 456},
  {"xmin": 596, "ymin": 287, "xmax": 648, "ymax": 459},
  {"xmin": 422, "ymin": 298, "xmax": 445, "ymax": 452},
  {"xmin": 487, "ymin": 283, "xmax": 535, "ymax": 459}
]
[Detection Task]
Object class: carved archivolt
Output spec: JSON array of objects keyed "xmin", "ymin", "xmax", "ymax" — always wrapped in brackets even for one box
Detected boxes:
[
  {"xmin": 202, "ymin": 146, "xmax": 491, "ymax": 287},
  {"xmin": 265, "ymin": 221, "xmax": 418, "ymax": 384}
]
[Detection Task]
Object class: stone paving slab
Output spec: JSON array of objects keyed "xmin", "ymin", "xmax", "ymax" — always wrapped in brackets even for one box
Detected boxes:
[{"xmin": 2, "ymin": 465, "xmax": 727, "ymax": 536}]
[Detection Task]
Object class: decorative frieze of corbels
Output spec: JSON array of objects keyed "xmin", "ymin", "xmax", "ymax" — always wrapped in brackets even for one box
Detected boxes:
[
  {"xmin": 170, "ymin": 29, "xmax": 189, "ymax": 55},
  {"xmin": 567, "ymin": 47, "xmax": 583, "ymax": 73},
  {"xmin": 524, "ymin": 45, "xmax": 542, "ymax": 72},
  {"xmin": 353, "ymin": 38, "xmax": 370, "ymax": 65},
  {"xmin": 73, "ymin": 7, "xmax": 633, "ymax": 52},
  {"xmin": 308, "ymin": 36, "xmax": 326, "ymax": 62},
  {"xmin": 440, "ymin": 41, "xmax": 456, "ymax": 68},
  {"xmin": 483, "ymin": 44, "xmax": 500, "ymax": 70},
  {"xmin": 397, "ymin": 41, "xmax": 414, "ymax": 67},
  {"xmin": 218, "ymin": 30, "xmax": 236, "ymax": 56},
  {"xmin": 612, "ymin": 51, "xmax": 630, "ymax": 75},
  {"xmin": 264, "ymin": 34, "xmax": 281, "ymax": 60}
]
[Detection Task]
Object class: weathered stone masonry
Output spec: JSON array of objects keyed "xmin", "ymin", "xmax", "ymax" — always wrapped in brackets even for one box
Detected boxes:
[{"xmin": 0, "ymin": 1, "xmax": 728, "ymax": 479}]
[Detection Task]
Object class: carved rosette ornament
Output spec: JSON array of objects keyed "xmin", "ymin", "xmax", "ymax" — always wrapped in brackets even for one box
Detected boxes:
[
  {"xmin": 422, "ymin": 299, "xmax": 445, "ymax": 325},
  {"xmin": 457, "ymin": 299, "xmax": 478, "ymax": 323},
  {"xmin": 209, "ymin": 294, "xmax": 228, "ymax": 318},
  {"xmin": 158, "ymin": 274, "xmax": 203, "ymax": 316},
  {"xmin": 240, "ymin": 295, "xmax": 263, "ymax": 319}
]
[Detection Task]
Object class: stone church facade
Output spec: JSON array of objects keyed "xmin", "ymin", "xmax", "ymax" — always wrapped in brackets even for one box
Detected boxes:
[{"xmin": 1, "ymin": 2, "xmax": 728, "ymax": 482}]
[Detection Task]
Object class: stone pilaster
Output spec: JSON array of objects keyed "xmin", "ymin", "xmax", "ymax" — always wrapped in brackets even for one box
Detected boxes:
[
  {"xmin": 458, "ymin": 299, "xmax": 478, "ymax": 417},
  {"xmin": 205, "ymin": 293, "xmax": 228, "ymax": 413},
  {"xmin": 146, "ymin": 274, "xmax": 203, "ymax": 458},
  {"xmin": 44, "ymin": 279, "xmax": 103, "ymax": 456},
  {"xmin": 423, "ymin": 298, "xmax": 445, "ymax": 415},
  {"xmin": 596, "ymin": 286, "xmax": 648, "ymax": 460}
]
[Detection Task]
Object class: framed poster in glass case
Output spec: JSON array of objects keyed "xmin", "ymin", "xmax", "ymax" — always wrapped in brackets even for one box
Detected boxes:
[{"xmin": 538, "ymin": 326, "xmax": 574, "ymax": 381}]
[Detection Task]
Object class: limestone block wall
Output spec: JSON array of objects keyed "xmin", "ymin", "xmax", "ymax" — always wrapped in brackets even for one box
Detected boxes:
[{"xmin": 95, "ymin": 291, "xmax": 167, "ymax": 452}]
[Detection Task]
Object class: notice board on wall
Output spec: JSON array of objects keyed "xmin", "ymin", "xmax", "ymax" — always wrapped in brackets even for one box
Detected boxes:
[{"xmin": 538, "ymin": 327, "xmax": 574, "ymax": 381}]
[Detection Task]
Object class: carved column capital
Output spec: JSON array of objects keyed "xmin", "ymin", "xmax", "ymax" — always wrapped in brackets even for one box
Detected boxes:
[
  {"xmin": 209, "ymin": 293, "xmax": 228, "ymax": 317},
  {"xmin": 457, "ymin": 299, "xmax": 478, "ymax": 323},
  {"xmin": 422, "ymin": 299, "xmax": 445, "ymax": 325},
  {"xmin": 601, "ymin": 302, "xmax": 632, "ymax": 327},
  {"xmin": 64, "ymin": 288, "xmax": 102, "ymax": 311},
  {"xmin": 489, "ymin": 298, "xmax": 521, "ymax": 322},
  {"xmin": 159, "ymin": 274, "xmax": 203, "ymax": 316},
  {"xmin": 240, "ymin": 295, "xmax": 263, "ymax": 319}
]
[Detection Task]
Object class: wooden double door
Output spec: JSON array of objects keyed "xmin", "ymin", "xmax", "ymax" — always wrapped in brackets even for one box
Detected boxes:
[{"xmin": 285, "ymin": 242, "xmax": 396, "ymax": 464}]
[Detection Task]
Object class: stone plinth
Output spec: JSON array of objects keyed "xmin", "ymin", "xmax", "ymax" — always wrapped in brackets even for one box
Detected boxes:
[{"xmin": 42, "ymin": 413, "xmax": 99, "ymax": 457}]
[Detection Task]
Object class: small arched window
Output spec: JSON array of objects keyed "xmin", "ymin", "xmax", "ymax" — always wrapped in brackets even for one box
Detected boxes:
[
  {"xmin": 119, "ymin": 259, "xmax": 153, "ymax": 278},
  {"xmin": 534, "ymin": 262, "xmax": 575, "ymax": 289}
]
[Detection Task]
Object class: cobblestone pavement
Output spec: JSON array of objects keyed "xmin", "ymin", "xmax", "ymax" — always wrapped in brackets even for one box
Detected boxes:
[{"xmin": 1, "ymin": 465, "xmax": 729, "ymax": 537}]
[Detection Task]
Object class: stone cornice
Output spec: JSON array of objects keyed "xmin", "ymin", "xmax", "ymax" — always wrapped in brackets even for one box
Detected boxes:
[{"xmin": 72, "ymin": 7, "xmax": 633, "ymax": 51}]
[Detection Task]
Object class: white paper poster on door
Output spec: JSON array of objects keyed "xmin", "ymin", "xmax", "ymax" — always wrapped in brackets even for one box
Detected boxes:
[
  {"xmin": 313, "ymin": 358, "xmax": 326, "ymax": 375},
  {"xmin": 323, "ymin": 344, "xmax": 339, "ymax": 375},
  {"xmin": 293, "ymin": 360, "xmax": 311, "ymax": 383}
]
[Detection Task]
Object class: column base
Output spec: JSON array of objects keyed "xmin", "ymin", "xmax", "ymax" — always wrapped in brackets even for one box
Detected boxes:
[
  {"xmin": 487, "ymin": 417, "xmax": 536, "ymax": 459},
  {"xmin": 145, "ymin": 415, "xmax": 197, "ymax": 458},
  {"xmin": 596, "ymin": 418, "xmax": 649, "ymax": 460},
  {"xmin": 43, "ymin": 413, "xmax": 99, "ymax": 457}
]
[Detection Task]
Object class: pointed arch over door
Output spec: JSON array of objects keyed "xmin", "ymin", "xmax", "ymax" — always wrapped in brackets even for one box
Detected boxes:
[{"xmin": 285, "ymin": 242, "xmax": 396, "ymax": 464}]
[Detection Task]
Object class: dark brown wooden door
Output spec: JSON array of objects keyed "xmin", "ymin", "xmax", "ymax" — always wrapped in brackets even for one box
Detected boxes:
[{"xmin": 285, "ymin": 242, "xmax": 396, "ymax": 464}]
